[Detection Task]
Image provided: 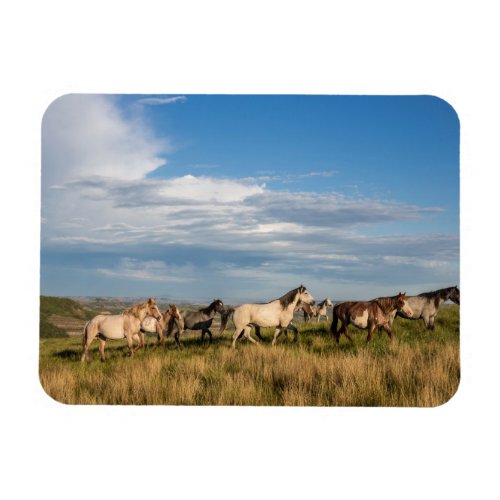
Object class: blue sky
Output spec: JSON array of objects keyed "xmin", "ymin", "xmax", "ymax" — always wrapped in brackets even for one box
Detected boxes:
[{"xmin": 41, "ymin": 94, "xmax": 459, "ymax": 302}]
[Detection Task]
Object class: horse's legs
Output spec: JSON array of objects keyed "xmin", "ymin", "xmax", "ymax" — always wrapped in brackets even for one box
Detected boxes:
[
  {"xmin": 126, "ymin": 335, "xmax": 135, "ymax": 357},
  {"xmin": 340, "ymin": 324, "xmax": 354, "ymax": 343},
  {"xmin": 174, "ymin": 330, "xmax": 182, "ymax": 348},
  {"xmin": 382, "ymin": 323, "xmax": 393, "ymax": 341},
  {"xmin": 429, "ymin": 315, "xmax": 436, "ymax": 330},
  {"xmin": 272, "ymin": 327, "xmax": 283, "ymax": 346},
  {"xmin": 232, "ymin": 327, "xmax": 244, "ymax": 349},
  {"xmin": 98, "ymin": 338, "xmax": 106, "ymax": 362},
  {"xmin": 133, "ymin": 333, "xmax": 144, "ymax": 353},
  {"xmin": 201, "ymin": 329, "xmax": 212, "ymax": 344},
  {"xmin": 154, "ymin": 332, "xmax": 164, "ymax": 349},
  {"xmin": 153, "ymin": 321, "xmax": 163, "ymax": 349},
  {"xmin": 81, "ymin": 323, "xmax": 98, "ymax": 362},
  {"xmin": 288, "ymin": 323, "xmax": 299, "ymax": 343},
  {"xmin": 254, "ymin": 326, "xmax": 265, "ymax": 341},
  {"xmin": 422, "ymin": 313, "xmax": 432, "ymax": 330},
  {"xmin": 243, "ymin": 325, "xmax": 258, "ymax": 344},
  {"xmin": 366, "ymin": 321, "xmax": 376, "ymax": 342}
]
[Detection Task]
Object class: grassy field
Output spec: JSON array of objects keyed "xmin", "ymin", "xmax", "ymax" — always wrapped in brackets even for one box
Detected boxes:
[{"xmin": 39, "ymin": 304, "xmax": 460, "ymax": 407}]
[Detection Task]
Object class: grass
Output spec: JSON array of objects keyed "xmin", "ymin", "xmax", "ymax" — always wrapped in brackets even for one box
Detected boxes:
[{"xmin": 39, "ymin": 305, "xmax": 459, "ymax": 407}]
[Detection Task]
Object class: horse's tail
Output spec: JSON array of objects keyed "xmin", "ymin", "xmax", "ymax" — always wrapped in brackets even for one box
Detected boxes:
[
  {"xmin": 81, "ymin": 320, "xmax": 92, "ymax": 362},
  {"xmin": 219, "ymin": 307, "xmax": 234, "ymax": 335},
  {"xmin": 82, "ymin": 320, "xmax": 90, "ymax": 347},
  {"xmin": 330, "ymin": 306, "xmax": 339, "ymax": 341}
]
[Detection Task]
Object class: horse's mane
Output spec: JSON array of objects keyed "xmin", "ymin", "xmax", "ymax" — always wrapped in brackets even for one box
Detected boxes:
[
  {"xmin": 200, "ymin": 299, "xmax": 222, "ymax": 315},
  {"xmin": 418, "ymin": 287, "xmax": 454, "ymax": 300},
  {"xmin": 418, "ymin": 287, "xmax": 457, "ymax": 307},
  {"xmin": 123, "ymin": 301, "xmax": 149, "ymax": 318},
  {"xmin": 276, "ymin": 287, "xmax": 302, "ymax": 309},
  {"xmin": 318, "ymin": 299, "xmax": 329, "ymax": 308},
  {"xmin": 375, "ymin": 295, "xmax": 400, "ymax": 314}
]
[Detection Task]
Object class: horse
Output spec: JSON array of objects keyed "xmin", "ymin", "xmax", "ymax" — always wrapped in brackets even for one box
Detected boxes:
[
  {"xmin": 312, "ymin": 298, "xmax": 333, "ymax": 322},
  {"xmin": 302, "ymin": 303, "xmax": 316, "ymax": 322},
  {"xmin": 81, "ymin": 298, "xmax": 162, "ymax": 362},
  {"xmin": 168, "ymin": 299, "xmax": 225, "ymax": 346},
  {"xmin": 137, "ymin": 304, "xmax": 184, "ymax": 349},
  {"xmin": 330, "ymin": 292, "xmax": 413, "ymax": 344},
  {"xmin": 388, "ymin": 286, "xmax": 460, "ymax": 330},
  {"xmin": 248, "ymin": 299, "xmax": 316, "ymax": 343},
  {"xmin": 231, "ymin": 285, "xmax": 315, "ymax": 348}
]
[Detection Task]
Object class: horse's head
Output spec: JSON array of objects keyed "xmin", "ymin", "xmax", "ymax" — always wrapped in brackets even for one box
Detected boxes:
[
  {"xmin": 326, "ymin": 298, "xmax": 334, "ymax": 307},
  {"xmin": 212, "ymin": 299, "xmax": 225, "ymax": 313},
  {"xmin": 295, "ymin": 300, "xmax": 312, "ymax": 314},
  {"xmin": 168, "ymin": 304, "xmax": 182, "ymax": 320},
  {"xmin": 147, "ymin": 298, "xmax": 162, "ymax": 320},
  {"xmin": 449, "ymin": 286, "xmax": 460, "ymax": 305},
  {"xmin": 297, "ymin": 285, "xmax": 315, "ymax": 305},
  {"xmin": 396, "ymin": 292, "xmax": 413, "ymax": 318}
]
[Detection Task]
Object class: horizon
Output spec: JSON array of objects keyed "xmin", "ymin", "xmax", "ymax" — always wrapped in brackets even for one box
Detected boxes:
[{"xmin": 41, "ymin": 95, "xmax": 459, "ymax": 301}]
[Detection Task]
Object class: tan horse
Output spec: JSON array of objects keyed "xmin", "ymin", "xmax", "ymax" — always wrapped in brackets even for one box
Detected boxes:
[
  {"xmin": 81, "ymin": 298, "xmax": 162, "ymax": 362},
  {"xmin": 137, "ymin": 304, "xmax": 184, "ymax": 349}
]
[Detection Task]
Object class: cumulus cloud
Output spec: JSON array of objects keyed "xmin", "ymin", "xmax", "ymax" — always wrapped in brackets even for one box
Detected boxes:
[{"xmin": 42, "ymin": 95, "xmax": 169, "ymax": 184}]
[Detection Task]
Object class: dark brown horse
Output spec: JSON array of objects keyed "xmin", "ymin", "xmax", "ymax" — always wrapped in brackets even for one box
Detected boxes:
[
  {"xmin": 168, "ymin": 299, "xmax": 224, "ymax": 346},
  {"xmin": 330, "ymin": 293, "xmax": 413, "ymax": 343}
]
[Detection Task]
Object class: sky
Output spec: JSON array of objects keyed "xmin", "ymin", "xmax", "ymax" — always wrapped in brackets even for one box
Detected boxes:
[{"xmin": 40, "ymin": 94, "xmax": 459, "ymax": 302}]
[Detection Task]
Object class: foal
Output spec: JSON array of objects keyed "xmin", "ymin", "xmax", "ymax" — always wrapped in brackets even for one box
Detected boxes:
[{"xmin": 138, "ymin": 304, "xmax": 184, "ymax": 348}]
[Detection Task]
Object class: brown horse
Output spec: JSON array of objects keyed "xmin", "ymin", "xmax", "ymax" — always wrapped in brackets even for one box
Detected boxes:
[
  {"xmin": 81, "ymin": 298, "xmax": 162, "ymax": 362},
  {"xmin": 330, "ymin": 293, "xmax": 413, "ymax": 343},
  {"xmin": 137, "ymin": 304, "xmax": 184, "ymax": 349}
]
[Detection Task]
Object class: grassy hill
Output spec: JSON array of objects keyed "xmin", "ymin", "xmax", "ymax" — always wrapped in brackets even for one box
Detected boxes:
[{"xmin": 40, "ymin": 296, "xmax": 97, "ymax": 338}]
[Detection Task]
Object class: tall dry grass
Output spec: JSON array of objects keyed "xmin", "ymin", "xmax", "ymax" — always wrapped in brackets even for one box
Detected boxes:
[{"xmin": 39, "ymin": 306, "xmax": 459, "ymax": 407}]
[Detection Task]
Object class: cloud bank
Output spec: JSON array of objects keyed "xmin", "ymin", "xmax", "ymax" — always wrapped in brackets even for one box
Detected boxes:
[{"xmin": 41, "ymin": 95, "xmax": 458, "ymax": 301}]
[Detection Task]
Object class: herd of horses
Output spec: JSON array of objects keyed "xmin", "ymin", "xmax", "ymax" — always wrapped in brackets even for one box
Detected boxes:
[{"xmin": 81, "ymin": 285, "xmax": 460, "ymax": 362}]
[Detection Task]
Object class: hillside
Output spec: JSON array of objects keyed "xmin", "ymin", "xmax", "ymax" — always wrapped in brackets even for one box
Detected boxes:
[{"xmin": 40, "ymin": 296, "xmax": 97, "ymax": 338}]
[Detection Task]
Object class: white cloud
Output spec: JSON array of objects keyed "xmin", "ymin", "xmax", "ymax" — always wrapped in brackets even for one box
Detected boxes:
[
  {"xmin": 42, "ymin": 94, "xmax": 169, "ymax": 184},
  {"xmin": 136, "ymin": 96, "xmax": 187, "ymax": 106},
  {"xmin": 158, "ymin": 175, "xmax": 264, "ymax": 203},
  {"xmin": 97, "ymin": 258, "xmax": 194, "ymax": 282}
]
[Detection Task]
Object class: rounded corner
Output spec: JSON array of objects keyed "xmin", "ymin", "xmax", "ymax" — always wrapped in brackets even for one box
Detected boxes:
[
  {"xmin": 41, "ymin": 93, "xmax": 76, "ymax": 129},
  {"xmin": 429, "ymin": 372, "xmax": 461, "ymax": 409},
  {"xmin": 421, "ymin": 94, "xmax": 460, "ymax": 129},
  {"xmin": 37, "ymin": 370, "xmax": 73, "ymax": 407}
]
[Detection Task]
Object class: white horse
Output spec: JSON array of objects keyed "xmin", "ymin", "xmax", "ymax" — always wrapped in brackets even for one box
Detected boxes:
[
  {"xmin": 231, "ymin": 285, "xmax": 315, "ymax": 348},
  {"xmin": 387, "ymin": 286, "xmax": 460, "ymax": 330},
  {"xmin": 81, "ymin": 298, "xmax": 162, "ymax": 362},
  {"xmin": 314, "ymin": 298, "xmax": 333, "ymax": 322}
]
